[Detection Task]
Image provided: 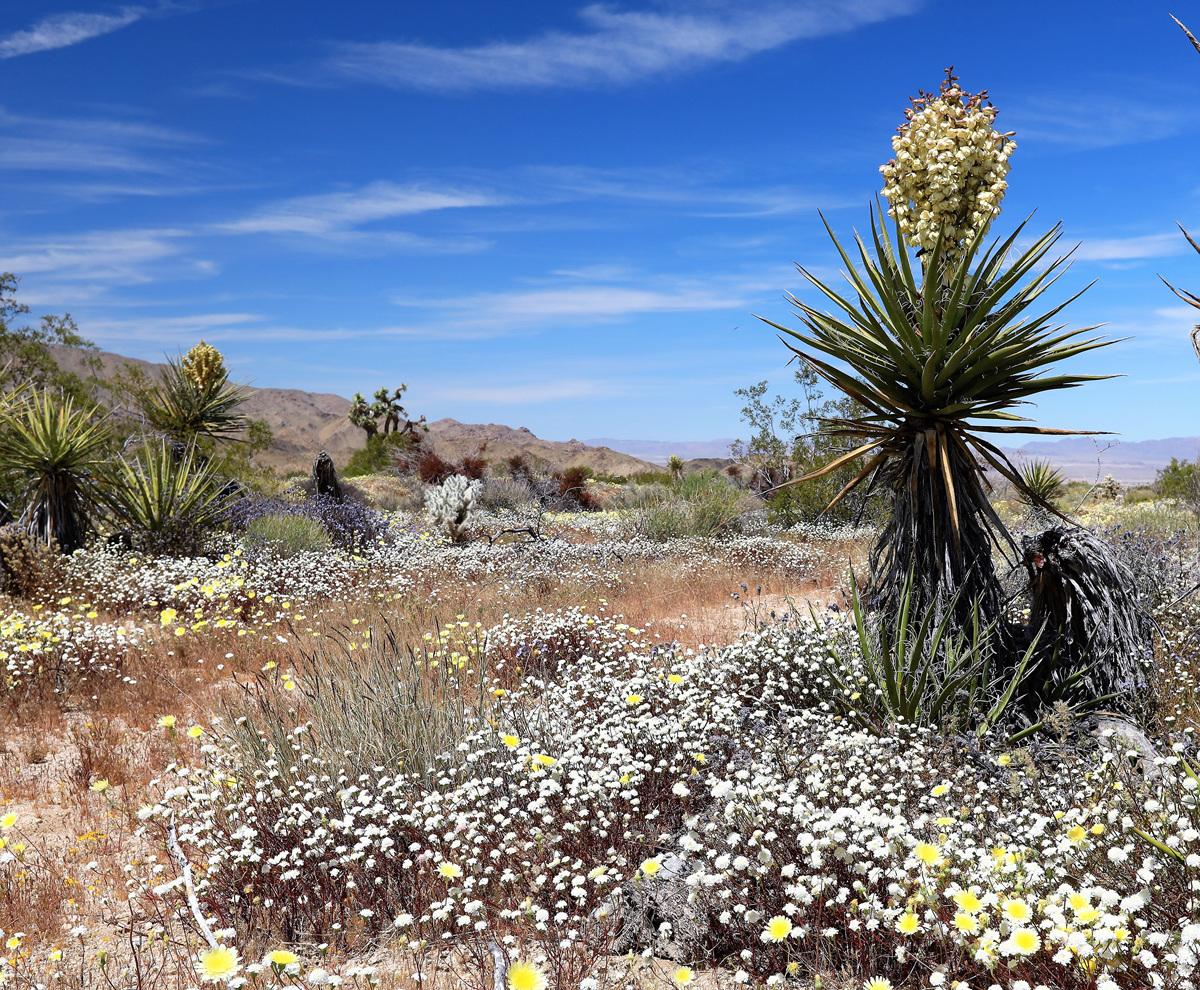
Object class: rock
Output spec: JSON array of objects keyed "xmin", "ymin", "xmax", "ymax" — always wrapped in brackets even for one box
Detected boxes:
[
  {"xmin": 592, "ymin": 853, "xmax": 709, "ymax": 962},
  {"xmin": 312, "ymin": 451, "xmax": 344, "ymax": 502},
  {"xmin": 1087, "ymin": 714, "xmax": 1165, "ymax": 784}
]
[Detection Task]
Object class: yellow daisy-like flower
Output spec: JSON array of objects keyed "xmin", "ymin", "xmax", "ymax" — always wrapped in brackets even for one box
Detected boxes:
[
  {"xmin": 626, "ymin": 695, "xmax": 644, "ymax": 705},
  {"xmin": 1068, "ymin": 892, "xmax": 1091, "ymax": 912},
  {"xmin": 931, "ymin": 783, "xmax": 950, "ymax": 797},
  {"xmin": 506, "ymin": 959, "xmax": 547, "ymax": 990},
  {"xmin": 640, "ymin": 858, "xmax": 662, "ymax": 878},
  {"xmin": 1001, "ymin": 899, "xmax": 1032, "ymax": 923},
  {"xmin": 914, "ymin": 842, "xmax": 942, "ymax": 866},
  {"xmin": 671, "ymin": 966, "xmax": 695, "ymax": 986},
  {"xmin": 188, "ymin": 725, "xmax": 204, "ymax": 738},
  {"xmin": 0, "ymin": 812, "xmax": 16, "ymax": 830},
  {"xmin": 668, "ymin": 674, "xmax": 683, "ymax": 684},
  {"xmin": 531, "ymin": 754, "xmax": 555, "ymax": 767},
  {"xmin": 266, "ymin": 950, "xmax": 299, "ymax": 968},
  {"xmin": 501, "ymin": 734, "xmax": 520, "ymax": 750},
  {"xmin": 158, "ymin": 715, "xmax": 176, "ymax": 728},
  {"xmin": 1010, "ymin": 928, "xmax": 1040, "ymax": 955},
  {"xmin": 952, "ymin": 890, "xmax": 982, "ymax": 913},
  {"xmin": 90, "ymin": 779, "xmax": 110, "ymax": 793},
  {"xmin": 1091, "ymin": 823, "xmax": 1106, "ymax": 835},
  {"xmin": 864, "ymin": 978, "xmax": 894, "ymax": 990},
  {"xmin": 1076, "ymin": 907, "xmax": 1101, "ymax": 924},
  {"xmin": 438, "ymin": 862, "xmax": 462, "ymax": 879},
  {"xmin": 762, "ymin": 915, "xmax": 792, "ymax": 942},
  {"xmin": 7, "ymin": 936, "xmax": 21, "ymax": 949},
  {"xmin": 1066, "ymin": 825, "xmax": 1087, "ymax": 843},
  {"xmin": 896, "ymin": 912, "xmax": 920, "ymax": 935},
  {"xmin": 952, "ymin": 912, "xmax": 979, "ymax": 934},
  {"xmin": 196, "ymin": 946, "xmax": 240, "ymax": 983}
]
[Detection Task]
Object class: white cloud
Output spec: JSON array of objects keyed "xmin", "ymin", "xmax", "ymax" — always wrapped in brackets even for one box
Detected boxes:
[
  {"xmin": 326, "ymin": 0, "xmax": 920, "ymax": 92},
  {"xmin": 398, "ymin": 284, "xmax": 744, "ymax": 329},
  {"xmin": 1010, "ymin": 93, "xmax": 1197, "ymax": 151},
  {"xmin": 0, "ymin": 7, "xmax": 147, "ymax": 60},
  {"xmin": 80, "ymin": 311, "xmax": 264, "ymax": 342},
  {"xmin": 1073, "ymin": 233, "xmax": 1190, "ymax": 261},
  {"xmin": 215, "ymin": 181, "xmax": 502, "ymax": 236},
  {"xmin": 0, "ymin": 228, "xmax": 189, "ymax": 282},
  {"xmin": 427, "ymin": 379, "xmax": 615, "ymax": 403}
]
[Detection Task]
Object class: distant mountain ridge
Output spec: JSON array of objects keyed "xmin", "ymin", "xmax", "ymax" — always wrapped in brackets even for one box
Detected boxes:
[{"xmin": 583, "ymin": 438, "xmax": 737, "ymax": 464}]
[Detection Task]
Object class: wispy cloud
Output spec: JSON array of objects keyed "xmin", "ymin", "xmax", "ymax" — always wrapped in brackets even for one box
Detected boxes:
[
  {"xmin": 0, "ymin": 6, "xmax": 149, "ymax": 60},
  {"xmin": 215, "ymin": 181, "xmax": 502, "ymax": 236},
  {"xmin": 0, "ymin": 228, "xmax": 191, "ymax": 282},
  {"xmin": 325, "ymin": 0, "xmax": 920, "ymax": 92},
  {"xmin": 1073, "ymin": 232, "xmax": 1190, "ymax": 261},
  {"xmin": 397, "ymin": 283, "xmax": 744, "ymax": 331},
  {"xmin": 78, "ymin": 311, "xmax": 264, "ymax": 343},
  {"xmin": 0, "ymin": 107, "xmax": 203, "ymax": 177},
  {"xmin": 1010, "ymin": 93, "xmax": 1198, "ymax": 151}
]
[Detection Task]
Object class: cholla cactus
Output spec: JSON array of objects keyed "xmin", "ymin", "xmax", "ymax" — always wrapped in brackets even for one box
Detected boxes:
[
  {"xmin": 880, "ymin": 69, "xmax": 1015, "ymax": 261},
  {"xmin": 182, "ymin": 340, "xmax": 227, "ymax": 393},
  {"xmin": 425, "ymin": 474, "xmax": 480, "ymax": 542}
]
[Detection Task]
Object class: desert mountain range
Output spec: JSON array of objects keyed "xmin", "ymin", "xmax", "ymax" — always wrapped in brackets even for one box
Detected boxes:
[
  {"xmin": 50, "ymin": 347, "xmax": 665, "ymax": 477},
  {"xmin": 50, "ymin": 346, "xmax": 1196, "ymax": 482}
]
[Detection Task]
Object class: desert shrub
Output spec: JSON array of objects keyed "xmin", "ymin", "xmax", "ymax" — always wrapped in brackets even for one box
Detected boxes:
[
  {"xmin": 100, "ymin": 439, "xmax": 235, "ymax": 555},
  {"xmin": 457, "ymin": 453, "xmax": 488, "ymax": 480},
  {"xmin": 634, "ymin": 472, "xmax": 747, "ymax": 539},
  {"xmin": 0, "ymin": 524, "xmax": 62, "ymax": 599},
  {"xmin": 553, "ymin": 466, "xmax": 598, "ymax": 510},
  {"xmin": 476, "ymin": 476, "xmax": 537, "ymax": 514},
  {"xmin": 226, "ymin": 492, "xmax": 388, "ymax": 551},
  {"xmin": 417, "ymin": 449, "xmax": 455, "ymax": 484},
  {"xmin": 245, "ymin": 513, "xmax": 332, "ymax": 557},
  {"xmin": 425, "ymin": 474, "xmax": 480, "ymax": 542},
  {"xmin": 343, "ymin": 432, "xmax": 414, "ymax": 477}
]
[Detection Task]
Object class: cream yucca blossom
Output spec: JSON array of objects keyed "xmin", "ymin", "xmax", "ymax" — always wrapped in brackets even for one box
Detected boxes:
[
  {"xmin": 506, "ymin": 959, "xmax": 547, "ymax": 990},
  {"xmin": 880, "ymin": 68, "xmax": 1015, "ymax": 259},
  {"xmin": 196, "ymin": 946, "xmax": 241, "ymax": 983},
  {"xmin": 762, "ymin": 916, "xmax": 793, "ymax": 942}
]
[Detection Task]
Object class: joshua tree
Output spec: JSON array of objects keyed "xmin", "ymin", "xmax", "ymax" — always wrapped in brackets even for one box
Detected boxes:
[
  {"xmin": 347, "ymin": 385, "xmax": 426, "ymax": 441},
  {"xmin": 667, "ymin": 454, "xmax": 685, "ymax": 481},
  {"xmin": 762, "ymin": 71, "xmax": 1116, "ymax": 632}
]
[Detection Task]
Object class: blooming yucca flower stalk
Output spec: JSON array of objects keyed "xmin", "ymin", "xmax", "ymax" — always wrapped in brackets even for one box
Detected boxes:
[{"xmin": 759, "ymin": 76, "xmax": 1117, "ymax": 642}]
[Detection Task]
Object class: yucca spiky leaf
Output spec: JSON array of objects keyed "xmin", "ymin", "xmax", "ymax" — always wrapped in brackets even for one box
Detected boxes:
[
  {"xmin": 140, "ymin": 354, "xmax": 251, "ymax": 444},
  {"xmin": 759, "ymin": 208, "xmax": 1118, "ymax": 624},
  {"xmin": 0, "ymin": 390, "xmax": 111, "ymax": 552}
]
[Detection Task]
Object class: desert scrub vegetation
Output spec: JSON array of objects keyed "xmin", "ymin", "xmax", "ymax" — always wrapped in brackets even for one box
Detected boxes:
[{"xmin": 3, "ymin": 71, "xmax": 1200, "ymax": 990}]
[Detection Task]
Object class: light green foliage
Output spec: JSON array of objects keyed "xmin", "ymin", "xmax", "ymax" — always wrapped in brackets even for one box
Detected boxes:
[
  {"xmin": 344, "ymin": 431, "xmax": 413, "ymax": 477},
  {"xmin": 1017, "ymin": 459, "xmax": 1067, "ymax": 514},
  {"xmin": 0, "ymin": 390, "xmax": 111, "ymax": 553},
  {"xmin": 246, "ymin": 514, "xmax": 331, "ymax": 557},
  {"xmin": 1156, "ymin": 457, "xmax": 1200, "ymax": 501},
  {"xmin": 814, "ymin": 570, "xmax": 1040, "ymax": 740},
  {"xmin": 635, "ymin": 472, "xmax": 747, "ymax": 539},
  {"xmin": 733, "ymin": 368, "xmax": 878, "ymax": 526},
  {"xmin": 100, "ymin": 439, "xmax": 233, "ymax": 551},
  {"xmin": 0, "ymin": 272, "xmax": 99, "ymax": 403}
]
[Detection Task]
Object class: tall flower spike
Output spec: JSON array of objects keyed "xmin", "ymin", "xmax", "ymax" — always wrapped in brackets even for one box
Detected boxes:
[{"xmin": 880, "ymin": 68, "xmax": 1015, "ymax": 263}]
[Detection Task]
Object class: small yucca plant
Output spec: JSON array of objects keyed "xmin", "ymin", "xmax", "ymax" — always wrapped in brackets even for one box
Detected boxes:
[
  {"xmin": 0, "ymin": 391, "xmax": 111, "ymax": 552},
  {"xmin": 1017, "ymin": 458, "xmax": 1067, "ymax": 507},
  {"xmin": 140, "ymin": 343, "xmax": 251, "ymax": 446}
]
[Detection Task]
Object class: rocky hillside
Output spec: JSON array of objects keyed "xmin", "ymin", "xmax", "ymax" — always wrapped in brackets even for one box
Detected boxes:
[{"xmin": 50, "ymin": 346, "xmax": 662, "ymax": 477}]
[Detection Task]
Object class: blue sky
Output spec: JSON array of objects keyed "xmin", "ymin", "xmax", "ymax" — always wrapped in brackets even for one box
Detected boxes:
[{"xmin": 2, "ymin": 0, "xmax": 1199, "ymax": 444}]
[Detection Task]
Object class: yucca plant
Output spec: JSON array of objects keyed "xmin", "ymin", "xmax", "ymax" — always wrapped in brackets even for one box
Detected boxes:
[
  {"xmin": 139, "ymin": 344, "xmax": 251, "ymax": 446},
  {"xmin": 761, "ymin": 76, "xmax": 1117, "ymax": 636},
  {"xmin": 1017, "ymin": 458, "xmax": 1067, "ymax": 508},
  {"xmin": 100, "ymin": 439, "xmax": 234, "ymax": 553},
  {"xmin": 0, "ymin": 390, "xmax": 111, "ymax": 553}
]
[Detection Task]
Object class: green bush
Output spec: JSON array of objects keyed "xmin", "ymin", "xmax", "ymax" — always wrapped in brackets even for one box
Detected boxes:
[
  {"xmin": 245, "ymin": 513, "xmax": 331, "ymax": 557},
  {"xmin": 635, "ymin": 472, "xmax": 748, "ymax": 539},
  {"xmin": 1156, "ymin": 457, "xmax": 1200, "ymax": 499},
  {"xmin": 344, "ymin": 432, "xmax": 414, "ymax": 477}
]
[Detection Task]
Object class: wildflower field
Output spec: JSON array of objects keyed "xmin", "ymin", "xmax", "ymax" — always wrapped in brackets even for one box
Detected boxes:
[{"xmin": 0, "ymin": 486, "xmax": 1197, "ymax": 990}]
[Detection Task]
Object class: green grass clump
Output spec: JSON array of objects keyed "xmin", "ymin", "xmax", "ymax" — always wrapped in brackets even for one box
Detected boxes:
[{"xmin": 246, "ymin": 513, "xmax": 331, "ymax": 556}]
